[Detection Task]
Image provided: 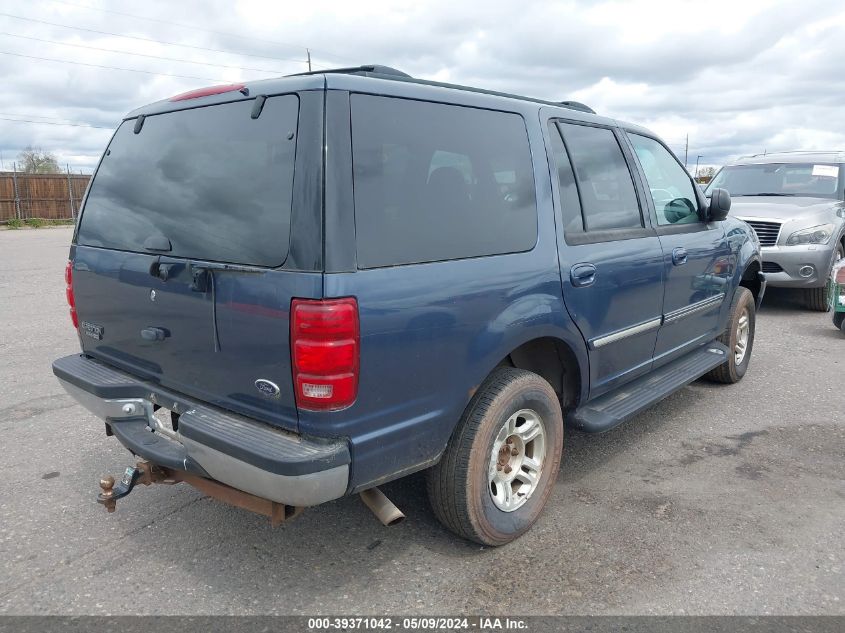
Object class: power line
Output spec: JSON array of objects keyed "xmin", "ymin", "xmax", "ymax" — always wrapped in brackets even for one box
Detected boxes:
[
  {"xmin": 49, "ymin": 0, "xmax": 351, "ymax": 63},
  {"xmin": 1, "ymin": 31, "xmax": 283, "ymax": 74},
  {"xmin": 0, "ymin": 111, "xmax": 110, "ymax": 124},
  {"xmin": 0, "ymin": 12, "xmax": 308, "ymax": 64},
  {"xmin": 0, "ymin": 115, "xmax": 112, "ymax": 129},
  {"xmin": 0, "ymin": 49, "xmax": 225, "ymax": 81}
]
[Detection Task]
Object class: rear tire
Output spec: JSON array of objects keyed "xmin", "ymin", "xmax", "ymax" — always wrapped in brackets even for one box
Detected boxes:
[
  {"xmin": 804, "ymin": 243, "xmax": 844, "ymax": 312},
  {"xmin": 834, "ymin": 312, "xmax": 845, "ymax": 333},
  {"xmin": 705, "ymin": 287, "xmax": 755, "ymax": 384},
  {"xmin": 427, "ymin": 368, "xmax": 563, "ymax": 546}
]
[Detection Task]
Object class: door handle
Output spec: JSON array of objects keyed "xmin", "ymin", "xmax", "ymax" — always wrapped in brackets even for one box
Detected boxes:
[
  {"xmin": 672, "ymin": 247, "xmax": 688, "ymax": 266},
  {"xmin": 140, "ymin": 327, "xmax": 169, "ymax": 342},
  {"xmin": 570, "ymin": 263, "xmax": 597, "ymax": 287}
]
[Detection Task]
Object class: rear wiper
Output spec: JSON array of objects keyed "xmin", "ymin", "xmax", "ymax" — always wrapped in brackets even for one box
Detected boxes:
[
  {"xmin": 190, "ymin": 261, "xmax": 266, "ymax": 274},
  {"xmin": 187, "ymin": 261, "xmax": 265, "ymax": 291}
]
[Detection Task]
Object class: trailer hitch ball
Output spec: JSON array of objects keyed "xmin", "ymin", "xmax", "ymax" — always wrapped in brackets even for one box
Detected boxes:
[
  {"xmin": 97, "ymin": 466, "xmax": 142, "ymax": 513},
  {"xmin": 99, "ymin": 476, "xmax": 116, "ymax": 512}
]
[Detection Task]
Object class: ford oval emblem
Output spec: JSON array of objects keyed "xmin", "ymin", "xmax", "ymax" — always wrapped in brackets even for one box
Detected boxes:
[{"xmin": 255, "ymin": 379, "xmax": 280, "ymax": 398}]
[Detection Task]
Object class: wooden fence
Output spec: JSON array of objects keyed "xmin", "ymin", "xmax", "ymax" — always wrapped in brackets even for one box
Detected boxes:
[{"xmin": 0, "ymin": 171, "xmax": 91, "ymax": 222}]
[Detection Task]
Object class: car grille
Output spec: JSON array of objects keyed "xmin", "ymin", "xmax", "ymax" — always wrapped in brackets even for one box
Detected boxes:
[
  {"xmin": 762, "ymin": 261, "xmax": 784, "ymax": 273},
  {"xmin": 744, "ymin": 220, "xmax": 782, "ymax": 247}
]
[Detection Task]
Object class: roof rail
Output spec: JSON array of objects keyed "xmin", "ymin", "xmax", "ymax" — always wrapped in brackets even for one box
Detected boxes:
[
  {"xmin": 289, "ymin": 64, "xmax": 412, "ymax": 78},
  {"xmin": 558, "ymin": 101, "xmax": 595, "ymax": 114},
  {"xmin": 287, "ymin": 65, "xmax": 596, "ymax": 115},
  {"xmin": 742, "ymin": 150, "xmax": 843, "ymax": 158},
  {"xmin": 737, "ymin": 150, "xmax": 845, "ymax": 163}
]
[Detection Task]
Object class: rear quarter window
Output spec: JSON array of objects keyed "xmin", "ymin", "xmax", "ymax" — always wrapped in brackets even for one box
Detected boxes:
[
  {"xmin": 350, "ymin": 95, "xmax": 538, "ymax": 268},
  {"xmin": 77, "ymin": 95, "xmax": 299, "ymax": 267}
]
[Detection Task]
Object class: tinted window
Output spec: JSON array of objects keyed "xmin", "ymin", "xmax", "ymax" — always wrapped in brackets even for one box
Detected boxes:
[
  {"xmin": 629, "ymin": 133, "xmax": 699, "ymax": 225},
  {"xmin": 351, "ymin": 95, "xmax": 537, "ymax": 268},
  {"xmin": 547, "ymin": 122, "xmax": 583, "ymax": 233},
  {"xmin": 558, "ymin": 123, "xmax": 642, "ymax": 231},
  {"xmin": 78, "ymin": 96, "xmax": 299, "ymax": 267}
]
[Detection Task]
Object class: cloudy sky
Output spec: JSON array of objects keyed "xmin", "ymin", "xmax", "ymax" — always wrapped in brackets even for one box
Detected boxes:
[{"xmin": 1, "ymin": 0, "xmax": 844, "ymax": 174}]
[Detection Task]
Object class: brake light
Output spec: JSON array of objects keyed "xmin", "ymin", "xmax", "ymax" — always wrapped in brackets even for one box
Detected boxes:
[
  {"xmin": 835, "ymin": 265, "xmax": 845, "ymax": 284},
  {"xmin": 291, "ymin": 298, "xmax": 359, "ymax": 411},
  {"xmin": 65, "ymin": 260, "xmax": 78, "ymax": 329},
  {"xmin": 169, "ymin": 83, "xmax": 246, "ymax": 102}
]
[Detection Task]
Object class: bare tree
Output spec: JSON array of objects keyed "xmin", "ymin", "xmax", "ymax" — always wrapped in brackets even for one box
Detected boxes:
[{"xmin": 16, "ymin": 147, "xmax": 60, "ymax": 174}]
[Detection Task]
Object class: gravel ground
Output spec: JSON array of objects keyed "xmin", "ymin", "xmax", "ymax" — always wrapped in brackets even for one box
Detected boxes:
[{"xmin": 0, "ymin": 227, "xmax": 842, "ymax": 615}]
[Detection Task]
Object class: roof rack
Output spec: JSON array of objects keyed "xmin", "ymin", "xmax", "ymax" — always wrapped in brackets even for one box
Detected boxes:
[
  {"xmin": 290, "ymin": 64, "xmax": 412, "ymax": 78},
  {"xmin": 558, "ymin": 101, "xmax": 596, "ymax": 114},
  {"xmin": 740, "ymin": 150, "xmax": 845, "ymax": 159},
  {"xmin": 286, "ymin": 65, "xmax": 596, "ymax": 115}
]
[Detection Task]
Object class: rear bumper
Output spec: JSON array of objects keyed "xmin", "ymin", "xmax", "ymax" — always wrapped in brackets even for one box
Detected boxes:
[
  {"xmin": 52, "ymin": 354, "xmax": 350, "ymax": 507},
  {"xmin": 761, "ymin": 244, "xmax": 837, "ymax": 288}
]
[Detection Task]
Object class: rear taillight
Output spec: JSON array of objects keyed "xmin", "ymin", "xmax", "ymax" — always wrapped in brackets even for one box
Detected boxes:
[
  {"xmin": 291, "ymin": 297, "xmax": 359, "ymax": 411},
  {"xmin": 836, "ymin": 266, "xmax": 845, "ymax": 284},
  {"xmin": 65, "ymin": 260, "xmax": 78, "ymax": 329}
]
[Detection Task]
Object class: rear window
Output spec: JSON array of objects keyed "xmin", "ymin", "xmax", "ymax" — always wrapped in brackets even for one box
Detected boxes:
[
  {"xmin": 77, "ymin": 96, "xmax": 299, "ymax": 267},
  {"xmin": 351, "ymin": 95, "xmax": 537, "ymax": 268}
]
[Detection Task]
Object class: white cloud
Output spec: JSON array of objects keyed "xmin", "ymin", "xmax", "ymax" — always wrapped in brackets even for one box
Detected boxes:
[{"xmin": 1, "ymin": 0, "xmax": 844, "ymax": 172}]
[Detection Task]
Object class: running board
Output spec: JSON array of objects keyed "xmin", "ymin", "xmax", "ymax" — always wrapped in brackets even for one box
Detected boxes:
[{"xmin": 568, "ymin": 342, "xmax": 729, "ymax": 433}]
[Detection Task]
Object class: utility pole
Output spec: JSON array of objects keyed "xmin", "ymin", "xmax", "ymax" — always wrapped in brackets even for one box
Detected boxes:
[
  {"xmin": 306, "ymin": 49, "xmax": 312, "ymax": 72},
  {"xmin": 684, "ymin": 134, "xmax": 689, "ymax": 169},
  {"xmin": 694, "ymin": 155, "xmax": 702, "ymax": 180}
]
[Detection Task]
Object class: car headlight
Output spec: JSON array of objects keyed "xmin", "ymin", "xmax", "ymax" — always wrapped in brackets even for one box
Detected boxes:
[{"xmin": 785, "ymin": 224, "xmax": 835, "ymax": 246}]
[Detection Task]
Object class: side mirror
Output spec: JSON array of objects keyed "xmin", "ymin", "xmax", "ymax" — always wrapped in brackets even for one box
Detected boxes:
[{"xmin": 707, "ymin": 188, "xmax": 731, "ymax": 221}]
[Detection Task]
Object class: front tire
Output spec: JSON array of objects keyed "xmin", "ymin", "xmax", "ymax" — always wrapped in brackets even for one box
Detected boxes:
[
  {"xmin": 804, "ymin": 243, "xmax": 844, "ymax": 312},
  {"xmin": 427, "ymin": 368, "xmax": 564, "ymax": 546},
  {"xmin": 705, "ymin": 286, "xmax": 756, "ymax": 384}
]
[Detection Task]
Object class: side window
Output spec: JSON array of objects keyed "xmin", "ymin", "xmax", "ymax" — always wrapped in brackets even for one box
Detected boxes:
[
  {"xmin": 558, "ymin": 122, "xmax": 643, "ymax": 231},
  {"xmin": 351, "ymin": 95, "xmax": 538, "ymax": 268},
  {"xmin": 629, "ymin": 133, "xmax": 699, "ymax": 225},
  {"xmin": 547, "ymin": 122, "xmax": 584, "ymax": 233}
]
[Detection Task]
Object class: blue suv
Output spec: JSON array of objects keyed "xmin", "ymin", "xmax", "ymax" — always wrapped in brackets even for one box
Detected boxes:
[{"xmin": 53, "ymin": 66, "xmax": 765, "ymax": 545}]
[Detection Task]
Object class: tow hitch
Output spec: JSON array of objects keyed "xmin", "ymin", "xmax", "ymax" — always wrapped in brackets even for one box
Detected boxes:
[
  {"xmin": 97, "ymin": 466, "xmax": 142, "ymax": 512},
  {"xmin": 96, "ymin": 461, "xmax": 304, "ymax": 526}
]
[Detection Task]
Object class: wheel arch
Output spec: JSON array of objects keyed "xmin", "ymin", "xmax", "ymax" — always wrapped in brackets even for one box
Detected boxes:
[
  {"xmin": 739, "ymin": 257, "xmax": 763, "ymax": 305},
  {"xmin": 494, "ymin": 336, "xmax": 583, "ymax": 411}
]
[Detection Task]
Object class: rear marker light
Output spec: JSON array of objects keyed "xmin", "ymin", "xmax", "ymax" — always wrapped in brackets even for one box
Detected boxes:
[
  {"xmin": 65, "ymin": 260, "xmax": 78, "ymax": 329},
  {"xmin": 291, "ymin": 297, "xmax": 359, "ymax": 411}
]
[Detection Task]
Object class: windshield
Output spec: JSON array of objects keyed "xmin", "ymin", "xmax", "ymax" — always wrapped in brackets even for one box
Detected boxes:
[
  {"xmin": 78, "ymin": 96, "xmax": 299, "ymax": 267},
  {"xmin": 706, "ymin": 163, "xmax": 841, "ymax": 199}
]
